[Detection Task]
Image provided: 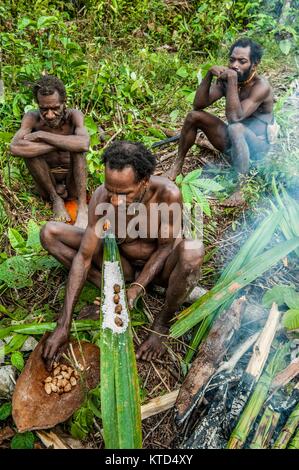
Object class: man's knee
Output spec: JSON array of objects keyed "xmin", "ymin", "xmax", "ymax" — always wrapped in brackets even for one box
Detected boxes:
[
  {"xmin": 177, "ymin": 239, "xmax": 204, "ymax": 272},
  {"xmin": 227, "ymin": 122, "xmax": 245, "ymax": 137},
  {"xmin": 185, "ymin": 110, "xmax": 206, "ymax": 127},
  {"xmin": 40, "ymin": 221, "xmax": 62, "ymax": 250}
]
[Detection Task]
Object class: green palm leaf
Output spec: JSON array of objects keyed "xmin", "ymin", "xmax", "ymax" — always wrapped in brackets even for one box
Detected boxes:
[{"xmin": 99, "ymin": 232, "xmax": 142, "ymax": 449}]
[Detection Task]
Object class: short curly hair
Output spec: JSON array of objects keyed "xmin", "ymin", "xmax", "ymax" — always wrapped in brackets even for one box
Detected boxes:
[
  {"xmin": 33, "ymin": 75, "xmax": 66, "ymax": 103},
  {"xmin": 229, "ymin": 38, "xmax": 263, "ymax": 65},
  {"xmin": 102, "ymin": 141, "xmax": 156, "ymax": 182}
]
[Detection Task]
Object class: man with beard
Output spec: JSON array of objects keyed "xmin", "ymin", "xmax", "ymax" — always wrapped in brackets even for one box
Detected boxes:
[
  {"xmin": 10, "ymin": 75, "xmax": 90, "ymax": 227},
  {"xmin": 167, "ymin": 38, "xmax": 276, "ymax": 205}
]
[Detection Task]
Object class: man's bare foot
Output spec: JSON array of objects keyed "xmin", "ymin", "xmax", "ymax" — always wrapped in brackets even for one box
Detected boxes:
[
  {"xmin": 165, "ymin": 162, "xmax": 182, "ymax": 181},
  {"xmin": 220, "ymin": 190, "xmax": 246, "ymax": 207},
  {"xmin": 74, "ymin": 204, "xmax": 88, "ymax": 229},
  {"xmin": 136, "ymin": 324, "xmax": 169, "ymax": 361},
  {"xmin": 56, "ymin": 184, "xmax": 68, "ymax": 199},
  {"xmin": 52, "ymin": 196, "xmax": 71, "ymax": 222}
]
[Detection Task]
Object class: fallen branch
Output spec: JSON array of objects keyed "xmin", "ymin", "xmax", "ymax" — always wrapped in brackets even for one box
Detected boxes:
[
  {"xmin": 36, "ymin": 431, "xmax": 69, "ymax": 449},
  {"xmin": 141, "ymin": 390, "xmax": 179, "ymax": 420}
]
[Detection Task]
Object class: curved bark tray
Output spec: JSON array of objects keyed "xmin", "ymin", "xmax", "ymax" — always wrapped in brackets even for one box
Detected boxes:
[{"xmin": 12, "ymin": 335, "xmax": 100, "ymax": 432}]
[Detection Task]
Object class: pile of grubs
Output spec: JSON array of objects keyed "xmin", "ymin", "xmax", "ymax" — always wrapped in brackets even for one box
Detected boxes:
[{"xmin": 43, "ymin": 362, "xmax": 84, "ymax": 395}]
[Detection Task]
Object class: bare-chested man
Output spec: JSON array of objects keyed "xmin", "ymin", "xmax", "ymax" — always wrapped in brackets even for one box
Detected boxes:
[
  {"xmin": 10, "ymin": 75, "xmax": 90, "ymax": 228},
  {"xmin": 40, "ymin": 141, "xmax": 204, "ymax": 369},
  {"xmin": 167, "ymin": 38, "xmax": 275, "ymax": 205}
]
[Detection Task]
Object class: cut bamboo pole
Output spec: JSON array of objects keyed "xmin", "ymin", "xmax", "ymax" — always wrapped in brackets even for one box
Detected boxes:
[
  {"xmin": 288, "ymin": 428, "xmax": 299, "ymax": 449},
  {"xmin": 271, "ymin": 358, "xmax": 299, "ymax": 390},
  {"xmin": 273, "ymin": 383, "xmax": 299, "ymax": 449},
  {"xmin": 250, "ymin": 406, "xmax": 280, "ymax": 449},
  {"xmin": 228, "ymin": 303, "xmax": 280, "ymax": 427},
  {"xmin": 227, "ymin": 346, "xmax": 287, "ymax": 449},
  {"xmin": 141, "ymin": 390, "xmax": 179, "ymax": 420}
]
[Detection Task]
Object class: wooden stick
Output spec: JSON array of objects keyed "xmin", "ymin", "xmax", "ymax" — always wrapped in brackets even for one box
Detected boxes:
[
  {"xmin": 246, "ymin": 303, "xmax": 280, "ymax": 380},
  {"xmin": 141, "ymin": 390, "xmax": 179, "ymax": 420},
  {"xmin": 36, "ymin": 431, "xmax": 69, "ymax": 449}
]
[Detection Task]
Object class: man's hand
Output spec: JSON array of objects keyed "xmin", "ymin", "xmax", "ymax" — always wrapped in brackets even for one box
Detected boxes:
[
  {"xmin": 209, "ymin": 66, "xmax": 229, "ymax": 78},
  {"xmin": 23, "ymin": 131, "xmax": 47, "ymax": 142},
  {"xmin": 218, "ymin": 69, "xmax": 238, "ymax": 81},
  {"xmin": 42, "ymin": 325, "xmax": 69, "ymax": 371},
  {"xmin": 127, "ymin": 285, "xmax": 143, "ymax": 310}
]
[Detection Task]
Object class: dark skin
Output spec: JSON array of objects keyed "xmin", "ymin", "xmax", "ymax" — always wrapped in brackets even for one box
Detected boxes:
[
  {"xmin": 10, "ymin": 90, "xmax": 90, "ymax": 228},
  {"xmin": 40, "ymin": 165, "xmax": 204, "ymax": 369},
  {"xmin": 167, "ymin": 45, "xmax": 274, "ymax": 203}
]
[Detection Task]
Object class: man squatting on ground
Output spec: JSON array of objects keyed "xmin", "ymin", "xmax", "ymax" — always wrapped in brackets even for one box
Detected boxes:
[
  {"xmin": 10, "ymin": 75, "xmax": 89, "ymax": 228},
  {"xmin": 40, "ymin": 141, "xmax": 204, "ymax": 368},
  {"xmin": 168, "ymin": 38, "xmax": 276, "ymax": 205}
]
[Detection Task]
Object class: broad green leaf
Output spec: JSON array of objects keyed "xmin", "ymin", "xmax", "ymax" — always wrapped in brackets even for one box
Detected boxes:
[
  {"xmin": 17, "ymin": 17, "xmax": 33, "ymax": 30},
  {"xmin": 11, "ymin": 351, "xmax": 25, "ymax": 371},
  {"xmin": 279, "ymin": 39, "xmax": 292, "ymax": 55},
  {"xmin": 37, "ymin": 16, "xmax": 58, "ymax": 29},
  {"xmin": 262, "ymin": 286, "xmax": 297, "ymax": 308},
  {"xmin": 192, "ymin": 178, "xmax": 224, "ymax": 193},
  {"xmin": 100, "ymin": 233, "xmax": 142, "ymax": 449},
  {"xmin": 8, "ymin": 228, "xmax": 26, "ymax": 253},
  {"xmin": 11, "ymin": 432, "xmax": 35, "ymax": 449},
  {"xmin": 283, "ymin": 309, "xmax": 299, "ymax": 331},
  {"xmin": 175, "ymin": 174, "xmax": 183, "ymax": 185},
  {"xmin": 284, "ymin": 290, "xmax": 299, "ymax": 309},
  {"xmin": 84, "ymin": 116, "xmax": 98, "ymax": 135},
  {"xmin": 181, "ymin": 184, "xmax": 194, "ymax": 204},
  {"xmin": 183, "ymin": 168, "xmax": 202, "ymax": 182},
  {"xmin": 176, "ymin": 67, "xmax": 188, "ymax": 78},
  {"xmin": 190, "ymin": 186, "xmax": 211, "ymax": 216},
  {"xmin": 0, "ymin": 402, "xmax": 12, "ymax": 420},
  {"xmin": 26, "ymin": 220, "xmax": 42, "ymax": 252}
]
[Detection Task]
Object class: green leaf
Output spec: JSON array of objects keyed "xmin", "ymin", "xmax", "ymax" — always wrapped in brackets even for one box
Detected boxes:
[
  {"xmin": 26, "ymin": 220, "xmax": 42, "ymax": 252},
  {"xmin": 284, "ymin": 290, "xmax": 299, "ymax": 309},
  {"xmin": 283, "ymin": 309, "xmax": 299, "ymax": 331},
  {"xmin": 192, "ymin": 178, "xmax": 224, "ymax": 193},
  {"xmin": 100, "ymin": 233, "xmax": 142, "ymax": 449},
  {"xmin": 37, "ymin": 16, "xmax": 58, "ymax": 29},
  {"xmin": 181, "ymin": 184, "xmax": 194, "ymax": 204},
  {"xmin": 262, "ymin": 286, "xmax": 297, "ymax": 308},
  {"xmin": 11, "ymin": 432, "xmax": 35, "ymax": 449},
  {"xmin": 190, "ymin": 186, "xmax": 211, "ymax": 216},
  {"xmin": 84, "ymin": 116, "xmax": 98, "ymax": 136},
  {"xmin": 175, "ymin": 174, "xmax": 183, "ymax": 185},
  {"xmin": 183, "ymin": 169, "xmax": 203, "ymax": 182},
  {"xmin": 11, "ymin": 351, "xmax": 25, "ymax": 371},
  {"xmin": 8, "ymin": 228, "xmax": 26, "ymax": 253},
  {"xmin": 17, "ymin": 17, "xmax": 33, "ymax": 30},
  {"xmin": 279, "ymin": 39, "xmax": 292, "ymax": 55},
  {"xmin": 176, "ymin": 67, "xmax": 188, "ymax": 78},
  {"xmin": 0, "ymin": 402, "xmax": 12, "ymax": 420}
]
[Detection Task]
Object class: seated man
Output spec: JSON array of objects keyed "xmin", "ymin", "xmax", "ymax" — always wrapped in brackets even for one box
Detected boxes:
[
  {"xmin": 10, "ymin": 75, "xmax": 90, "ymax": 227},
  {"xmin": 167, "ymin": 38, "xmax": 276, "ymax": 205},
  {"xmin": 40, "ymin": 141, "xmax": 204, "ymax": 369}
]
